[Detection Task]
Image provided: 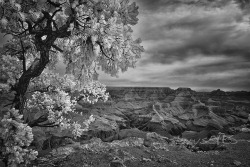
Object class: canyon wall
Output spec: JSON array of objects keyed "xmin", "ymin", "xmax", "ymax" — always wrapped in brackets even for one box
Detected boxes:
[{"xmin": 78, "ymin": 87, "xmax": 250, "ymax": 140}]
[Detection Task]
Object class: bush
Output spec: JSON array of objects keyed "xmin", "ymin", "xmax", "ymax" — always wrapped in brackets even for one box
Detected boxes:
[{"xmin": 0, "ymin": 109, "xmax": 38, "ymax": 167}]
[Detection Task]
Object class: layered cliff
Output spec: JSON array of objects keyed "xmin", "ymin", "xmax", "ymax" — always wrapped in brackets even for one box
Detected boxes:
[{"xmin": 77, "ymin": 87, "xmax": 250, "ymax": 140}]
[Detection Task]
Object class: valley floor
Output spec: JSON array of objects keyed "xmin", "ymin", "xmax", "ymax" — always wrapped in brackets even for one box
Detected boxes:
[{"xmin": 31, "ymin": 133, "xmax": 250, "ymax": 167}]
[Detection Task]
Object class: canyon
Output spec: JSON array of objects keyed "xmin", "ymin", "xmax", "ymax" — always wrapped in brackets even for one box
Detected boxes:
[{"xmin": 76, "ymin": 87, "xmax": 250, "ymax": 141}]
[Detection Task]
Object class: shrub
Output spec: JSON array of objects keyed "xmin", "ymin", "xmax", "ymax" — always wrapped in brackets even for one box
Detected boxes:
[{"xmin": 0, "ymin": 109, "xmax": 38, "ymax": 167}]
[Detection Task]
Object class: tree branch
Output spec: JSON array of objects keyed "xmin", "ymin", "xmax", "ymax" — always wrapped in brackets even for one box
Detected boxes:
[
  {"xmin": 47, "ymin": 0, "xmax": 61, "ymax": 7},
  {"xmin": 52, "ymin": 20, "xmax": 59, "ymax": 31},
  {"xmin": 20, "ymin": 39, "xmax": 26, "ymax": 72},
  {"xmin": 28, "ymin": 85, "xmax": 52, "ymax": 93},
  {"xmin": 52, "ymin": 44, "xmax": 63, "ymax": 52},
  {"xmin": 28, "ymin": 115, "xmax": 48, "ymax": 127},
  {"xmin": 96, "ymin": 41, "xmax": 114, "ymax": 61},
  {"xmin": 51, "ymin": 8, "xmax": 62, "ymax": 18},
  {"xmin": 34, "ymin": 124, "xmax": 59, "ymax": 128},
  {"xmin": 14, "ymin": 49, "xmax": 51, "ymax": 112}
]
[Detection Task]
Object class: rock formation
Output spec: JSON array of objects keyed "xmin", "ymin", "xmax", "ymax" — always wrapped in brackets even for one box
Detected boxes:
[
  {"xmin": 78, "ymin": 87, "xmax": 250, "ymax": 141},
  {"xmin": 2, "ymin": 87, "xmax": 249, "ymax": 149}
]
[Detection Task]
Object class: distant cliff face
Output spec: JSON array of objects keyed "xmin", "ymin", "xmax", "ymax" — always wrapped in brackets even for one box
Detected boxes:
[
  {"xmin": 78, "ymin": 87, "xmax": 250, "ymax": 139},
  {"xmin": 106, "ymin": 87, "xmax": 175, "ymax": 101}
]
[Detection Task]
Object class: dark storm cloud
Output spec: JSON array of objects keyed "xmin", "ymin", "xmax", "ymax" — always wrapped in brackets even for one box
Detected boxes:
[
  {"xmin": 143, "ymin": 27, "xmax": 250, "ymax": 64},
  {"xmin": 100, "ymin": 0, "xmax": 250, "ymax": 91},
  {"xmin": 134, "ymin": 0, "xmax": 175, "ymax": 11},
  {"xmin": 135, "ymin": 0, "xmax": 231, "ymax": 12},
  {"xmin": 135, "ymin": 0, "xmax": 250, "ymax": 65},
  {"xmin": 172, "ymin": 58, "xmax": 250, "ymax": 76}
]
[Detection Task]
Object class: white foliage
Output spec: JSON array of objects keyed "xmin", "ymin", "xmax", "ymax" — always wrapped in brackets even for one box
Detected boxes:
[
  {"xmin": 80, "ymin": 80, "xmax": 109, "ymax": 104},
  {"xmin": 0, "ymin": 109, "xmax": 38, "ymax": 166},
  {"xmin": 27, "ymin": 72, "xmax": 107, "ymax": 139},
  {"xmin": 0, "ymin": 55, "xmax": 22, "ymax": 89},
  {"xmin": 0, "ymin": 0, "xmax": 143, "ymax": 165}
]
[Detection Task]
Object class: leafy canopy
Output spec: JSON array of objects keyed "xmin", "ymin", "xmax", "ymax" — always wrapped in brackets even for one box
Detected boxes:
[
  {"xmin": 0, "ymin": 1, "xmax": 143, "ymax": 166},
  {"xmin": 0, "ymin": 0, "xmax": 144, "ymax": 88}
]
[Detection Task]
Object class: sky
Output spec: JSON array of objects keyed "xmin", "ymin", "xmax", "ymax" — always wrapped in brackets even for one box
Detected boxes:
[
  {"xmin": 1, "ymin": 0, "xmax": 250, "ymax": 91},
  {"xmin": 99, "ymin": 0, "xmax": 250, "ymax": 91}
]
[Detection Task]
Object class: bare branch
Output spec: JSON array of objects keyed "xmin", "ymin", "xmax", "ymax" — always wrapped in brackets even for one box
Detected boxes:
[
  {"xmin": 28, "ymin": 85, "xmax": 52, "ymax": 93},
  {"xmin": 52, "ymin": 20, "xmax": 59, "ymax": 31},
  {"xmin": 47, "ymin": 0, "xmax": 61, "ymax": 7},
  {"xmin": 52, "ymin": 44, "xmax": 63, "ymax": 52},
  {"xmin": 20, "ymin": 39, "xmax": 26, "ymax": 72},
  {"xmin": 96, "ymin": 41, "xmax": 114, "ymax": 61},
  {"xmin": 28, "ymin": 114, "xmax": 48, "ymax": 127},
  {"xmin": 34, "ymin": 124, "xmax": 59, "ymax": 128},
  {"xmin": 51, "ymin": 8, "xmax": 62, "ymax": 18}
]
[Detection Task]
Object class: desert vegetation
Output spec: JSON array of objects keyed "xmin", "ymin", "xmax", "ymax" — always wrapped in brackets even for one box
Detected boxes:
[
  {"xmin": 0, "ymin": 0, "xmax": 143, "ymax": 166},
  {"xmin": 1, "ymin": 0, "xmax": 250, "ymax": 167}
]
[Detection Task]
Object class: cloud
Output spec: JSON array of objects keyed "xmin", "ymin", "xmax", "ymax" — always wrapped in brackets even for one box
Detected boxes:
[
  {"xmin": 100, "ymin": 55, "xmax": 250, "ymax": 90},
  {"xmin": 134, "ymin": 0, "xmax": 232, "ymax": 12},
  {"xmin": 0, "ymin": 0, "xmax": 249, "ymax": 91},
  {"xmin": 135, "ymin": 1, "xmax": 250, "ymax": 64},
  {"xmin": 99, "ymin": 0, "xmax": 250, "ymax": 91}
]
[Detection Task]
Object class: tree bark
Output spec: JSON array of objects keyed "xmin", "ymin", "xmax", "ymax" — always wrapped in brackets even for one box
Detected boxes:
[
  {"xmin": 12, "ymin": 9, "xmax": 73, "ymax": 114},
  {"xmin": 14, "ymin": 44, "xmax": 51, "ymax": 113},
  {"xmin": 15, "ymin": 52, "xmax": 49, "ymax": 112}
]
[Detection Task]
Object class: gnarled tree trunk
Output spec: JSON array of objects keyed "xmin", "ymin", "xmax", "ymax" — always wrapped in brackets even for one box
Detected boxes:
[{"xmin": 14, "ymin": 37, "xmax": 54, "ymax": 113}]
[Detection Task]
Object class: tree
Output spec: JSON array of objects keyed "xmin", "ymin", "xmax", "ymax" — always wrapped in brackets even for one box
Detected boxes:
[
  {"xmin": 0, "ymin": 0, "xmax": 144, "ymax": 112},
  {"xmin": 0, "ymin": 0, "xmax": 143, "ymax": 166}
]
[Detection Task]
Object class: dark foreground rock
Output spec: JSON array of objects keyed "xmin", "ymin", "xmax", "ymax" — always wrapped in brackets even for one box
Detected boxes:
[{"xmin": 29, "ymin": 132, "xmax": 250, "ymax": 167}]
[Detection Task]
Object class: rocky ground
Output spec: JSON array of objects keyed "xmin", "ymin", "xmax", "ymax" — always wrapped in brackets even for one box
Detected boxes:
[
  {"xmin": 1, "ymin": 87, "xmax": 250, "ymax": 167},
  {"xmin": 30, "ymin": 132, "xmax": 250, "ymax": 167}
]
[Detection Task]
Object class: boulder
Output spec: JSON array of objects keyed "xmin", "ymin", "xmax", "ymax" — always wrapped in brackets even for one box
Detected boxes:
[
  {"xmin": 196, "ymin": 142, "xmax": 226, "ymax": 151},
  {"xmin": 168, "ymin": 123, "xmax": 186, "ymax": 136},
  {"xmin": 185, "ymin": 121, "xmax": 205, "ymax": 132},
  {"xmin": 234, "ymin": 111, "xmax": 249, "ymax": 119},
  {"xmin": 230, "ymin": 115, "xmax": 241, "ymax": 122},
  {"xmin": 146, "ymin": 122, "xmax": 172, "ymax": 137},
  {"xmin": 207, "ymin": 121, "xmax": 223, "ymax": 130},
  {"xmin": 178, "ymin": 112, "xmax": 195, "ymax": 120},
  {"xmin": 182, "ymin": 130, "xmax": 212, "ymax": 141},
  {"xmin": 226, "ymin": 116, "xmax": 236, "ymax": 124},
  {"xmin": 110, "ymin": 160, "xmax": 126, "ymax": 167},
  {"xmin": 196, "ymin": 130, "xmax": 210, "ymax": 140},
  {"xmin": 32, "ymin": 126, "xmax": 76, "ymax": 150},
  {"xmin": 88, "ymin": 115, "xmax": 119, "ymax": 141},
  {"xmin": 182, "ymin": 131, "xmax": 198, "ymax": 140},
  {"xmin": 239, "ymin": 118, "xmax": 248, "ymax": 124}
]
